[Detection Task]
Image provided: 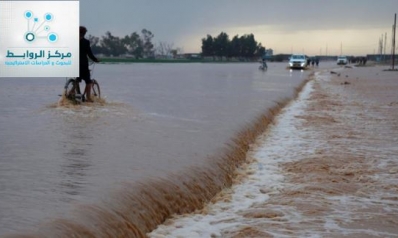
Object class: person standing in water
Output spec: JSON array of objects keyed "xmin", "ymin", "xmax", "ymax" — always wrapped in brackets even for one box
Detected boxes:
[
  {"xmin": 261, "ymin": 53, "xmax": 268, "ymax": 69},
  {"xmin": 79, "ymin": 26, "xmax": 99, "ymax": 102}
]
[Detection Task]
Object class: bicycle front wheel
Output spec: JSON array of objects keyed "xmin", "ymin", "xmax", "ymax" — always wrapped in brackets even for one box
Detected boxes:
[
  {"xmin": 91, "ymin": 79, "xmax": 101, "ymax": 99},
  {"xmin": 64, "ymin": 78, "xmax": 77, "ymax": 100}
]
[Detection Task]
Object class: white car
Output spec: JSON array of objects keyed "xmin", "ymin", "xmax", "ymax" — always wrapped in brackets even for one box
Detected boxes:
[
  {"xmin": 289, "ymin": 54, "xmax": 307, "ymax": 69},
  {"xmin": 337, "ymin": 56, "xmax": 348, "ymax": 65}
]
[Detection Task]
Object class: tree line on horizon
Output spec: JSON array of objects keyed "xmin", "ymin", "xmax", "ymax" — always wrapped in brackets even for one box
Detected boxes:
[
  {"xmin": 88, "ymin": 29, "xmax": 157, "ymax": 58},
  {"xmin": 201, "ymin": 32, "xmax": 266, "ymax": 61},
  {"xmin": 87, "ymin": 29, "xmax": 267, "ymax": 60}
]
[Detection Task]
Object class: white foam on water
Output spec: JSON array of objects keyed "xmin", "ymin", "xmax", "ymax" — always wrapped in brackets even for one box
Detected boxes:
[
  {"xmin": 148, "ymin": 74, "xmax": 320, "ymax": 238},
  {"xmin": 148, "ymin": 70, "xmax": 398, "ymax": 238},
  {"xmin": 53, "ymin": 97, "xmax": 142, "ymax": 119}
]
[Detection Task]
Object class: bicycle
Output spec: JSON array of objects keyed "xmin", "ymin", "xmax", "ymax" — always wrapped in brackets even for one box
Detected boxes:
[
  {"xmin": 259, "ymin": 62, "xmax": 268, "ymax": 71},
  {"xmin": 63, "ymin": 62, "xmax": 100, "ymax": 104}
]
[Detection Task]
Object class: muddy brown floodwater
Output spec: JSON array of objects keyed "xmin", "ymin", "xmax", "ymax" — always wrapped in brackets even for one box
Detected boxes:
[
  {"xmin": 148, "ymin": 65, "xmax": 398, "ymax": 238},
  {"xmin": 0, "ymin": 62, "xmax": 331, "ymax": 237}
]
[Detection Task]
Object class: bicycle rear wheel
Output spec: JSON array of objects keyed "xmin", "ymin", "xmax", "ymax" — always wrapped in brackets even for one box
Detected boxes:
[{"xmin": 91, "ymin": 79, "xmax": 101, "ymax": 100}]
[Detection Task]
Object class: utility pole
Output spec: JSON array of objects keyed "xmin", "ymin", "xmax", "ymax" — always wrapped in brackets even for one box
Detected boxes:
[
  {"xmin": 379, "ymin": 35, "xmax": 383, "ymax": 60},
  {"xmin": 392, "ymin": 25, "xmax": 394, "ymax": 60},
  {"xmin": 326, "ymin": 44, "xmax": 328, "ymax": 57},
  {"xmin": 392, "ymin": 13, "xmax": 396, "ymax": 70},
  {"xmin": 384, "ymin": 33, "xmax": 387, "ymax": 62},
  {"xmin": 340, "ymin": 42, "xmax": 342, "ymax": 55}
]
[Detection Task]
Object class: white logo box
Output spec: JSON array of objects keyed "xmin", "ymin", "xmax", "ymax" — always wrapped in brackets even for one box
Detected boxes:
[{"xmin": 0, "ymin": 1, "xmax": 79, "ymax": 77}]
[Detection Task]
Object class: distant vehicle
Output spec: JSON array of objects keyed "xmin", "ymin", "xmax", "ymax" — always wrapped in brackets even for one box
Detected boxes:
[
  {"xmin": 337, "ymin": 56, "xmax": 348, "ymax": 65},
  {"xmin": 288, "ymin": 54, "xmax": 307, "ymax": 69}
]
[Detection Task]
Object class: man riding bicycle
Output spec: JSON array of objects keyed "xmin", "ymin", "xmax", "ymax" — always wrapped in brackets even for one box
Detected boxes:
[
  {"xmin": 79, "ymin": 26, "xmax": 99, "ymax": 102},
  {"xmin": 261, "ymin": 53, "xmax": 267, "ymax": 69}
]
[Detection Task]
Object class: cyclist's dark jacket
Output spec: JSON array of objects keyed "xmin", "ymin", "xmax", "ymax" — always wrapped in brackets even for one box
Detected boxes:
[{"xmin": 79, "ymin": 38, "xmax": 98, "ymax": 83}]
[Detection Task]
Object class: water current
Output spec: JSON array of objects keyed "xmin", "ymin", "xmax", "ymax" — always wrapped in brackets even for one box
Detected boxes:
[{"xmin": 0, "ymin": 62, "xmax": 331, "ymax": 236}]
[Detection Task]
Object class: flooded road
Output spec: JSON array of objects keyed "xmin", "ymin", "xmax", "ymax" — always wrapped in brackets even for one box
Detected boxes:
[
  {"xmin": 149, "ymin": 66, "xmax": 398, "ymax": 237},
  {"xmin": 0, "ymin": 62, "xmax": 325, "ymax": 235}
]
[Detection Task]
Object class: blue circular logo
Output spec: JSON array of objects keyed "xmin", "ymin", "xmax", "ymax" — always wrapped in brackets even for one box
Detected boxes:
[
  {"xmin": 44, "ymin": 13, "xmax": 53, "ymax": 21},
  {"xmin": 24, "ymin": 10, "xmax": 33, "ymax": 19},
  {"xmin": 48, "ymin": 33, "xmax": 58, "ymax": 42},
  {"xmin": 24, "ymin": 11, "xmax": 59, "ymax": 43}
]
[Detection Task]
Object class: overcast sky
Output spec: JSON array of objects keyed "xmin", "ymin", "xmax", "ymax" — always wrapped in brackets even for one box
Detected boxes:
[{"xmin": 80, "ymin": 0, "xmax": 397, "ymax": 56}]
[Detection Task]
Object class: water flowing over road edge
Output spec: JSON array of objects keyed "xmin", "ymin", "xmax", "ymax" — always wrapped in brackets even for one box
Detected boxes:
[
  {"xmin": 2, "ymin": 71, "xmax": 313, "ymax": 238},
  {"xmin": 149, "ymin": 67, "xmax": 398, "ymax": 237}
]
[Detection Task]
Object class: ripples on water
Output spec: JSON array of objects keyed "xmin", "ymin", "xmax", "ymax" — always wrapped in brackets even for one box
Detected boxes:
[{"xmin": 0, "ymin": 63, "xmax": 318, "ymax": 237}]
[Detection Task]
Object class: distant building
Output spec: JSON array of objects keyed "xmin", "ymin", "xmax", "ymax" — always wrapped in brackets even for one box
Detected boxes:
[
  {"xmin": 366, "ymin": 54, "xmax": 398, "ymax": 62},
  {"xmin": 184, "ymin": 53, "xmax": 202, "ymax": 59}
]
